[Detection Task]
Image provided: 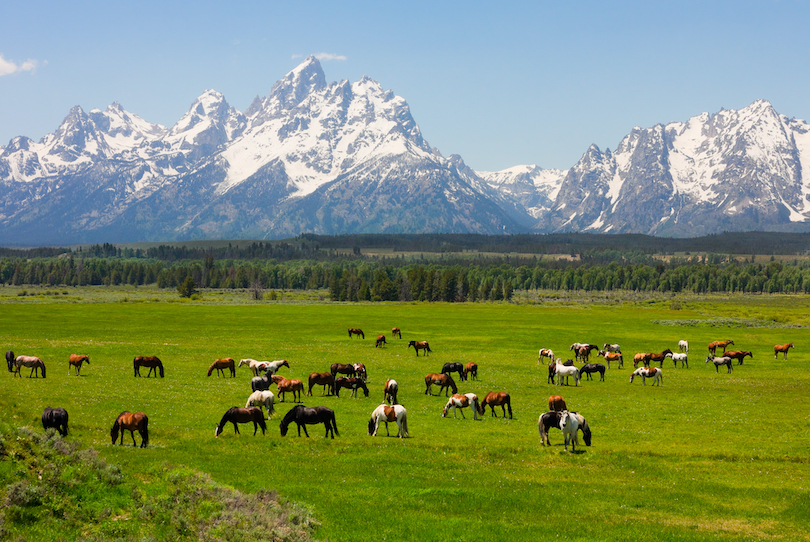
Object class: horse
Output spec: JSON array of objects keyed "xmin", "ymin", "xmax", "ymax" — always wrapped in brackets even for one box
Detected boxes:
[
  {"xmin": 238, "ymin": 358, "xmax": 271, "ymax": 376},
  {"xmin": 207, "ymin": 358, "xmax": 236, "ymax": 377},
  {"xmin": 335, "ymin": 376, "xmax": 369, "ymax": 398},
  {"xmin": 649, "ymin": 349, "xmax": 673, "ymax": 367},
  {"xmin": 353, "ymin": 363, "xmax": 367, "ymax": 382},
  {"xmin": 245, "ymin": 390, "xmax": 276, "ymax": 418},
  {"xmin": 708, "ymin": 340, "xmax": 734, "ymax": 355},
  {"xmin": 665, "ymin": 352, "xmax": 689, "ymax": 368},
  {"xmin": 442, "ymin": 393, "xmax": 480, "ymax": 420},
  {"xmin": 375, "ymin": 335, "xmax": 387, "ymax": 348},
  {"xmin": 261, "ymin": 359, "xmax": 290, "ymax": 377},
  {"xmin": 368, "ymin": 404, "xmax": 409, "ymax": 437},
  {"xmin": 424, "ymin": 373, "xmax": 458, "ymax": 397},
  {"xmin": 214, "ymin": 406, "xmax": 266, "ymax": 437},
  {"xmin": 706, "ymin": 355, "xmax": 733, "ymax": 373},
  {"xmin": 632, "ymin": 352, "xmax": 652, "ymax": 368},
  {"xmin": 348, "ymin": 328, "xmax": 365, "ymax": 339},
  {"xmin": 548, "ymin": 395, "xmax": 567, "ymax": 412},
  {"xmin": 68, "ymin": 354, "xmax": 89, "ymax": 376},
  {"xmin": 251, "ymin": 372, "xmax": 274, "ymax": 392},
  {"xmin": 42, "ymin": 407, "xmax": 68, "ymax": 436},
  {"xmin": 111, "ymin": 411, "xmax": 149, "ymax": 448},
  {"xmin": 480, "ymin": 392, "xmax": 512, "ymax": 419},
  {"xmin": 630, "ymin": 367, "xmax": 663, "ymax": 386},
  {"xmin": 724, "ymin": 350, "xmax": 753, "ymax": 365},
  {"xmin": 538, "ymin": 348, "xmax": 555, "ymax": 365},
  {"xmin": 598, "ymin": 350, "xmax": 623, "ymax": 369},
  {"xmin": 441, "ymin": 362, "xmax": 465, "ymax": 381},
  {"xmin": 275, "ymin": 377, "xmax": 304, "ymax": 402},
  {"xmin": 774, "ymin": 343, "xmax": 794, "ymax": 360},
  {"xmin": 391, "ymin": 327, "xmax": 402, "ymax": 339},
  {"xmin": 280, "ymin": 405, "xmax": 338, "ymax": 438},
  {"xmin": 14, "ymin": 355, "xmax": 46, "ymax": 378},
  {"xmin": 678, "ymin": 340, "xmax": 689, "ymax": 353},
  {"xmin": 575, "ymin": 344, "xmax": 598, "ymax": 362},
  {"xmin": 464, "ymin": 362, "xmax": 478, "ymax": 381},
  {"xmin": 5, "ymin": 350, "xmax": 14, "ymax": 372},
  {"xmin": 133, "ymin": 356, "xmax": 164, "ymax": 378},
  {"xmin": 539, "ymin": 411, "xmax": 591, "ymax": 448},
  {"xmin": 555, "ymin": 362, "xmax": 580, "ymax": 386},
  {"xmin": 330, "ymin": 363, "xmax": 356, "ymax": 378},
  {"xmin": 559, "ymin": 410, "xmax": 581, "ymax": 452},
  {"xmin": 603, "ymin": 343, "xmax": 621, "ymax": 354},
  {"xmin": 384, "ymin": 379, "xmax": 399, "ymax": 405},
  {"xmin": 408, "ymin": 341, "xmax": 432, "ymax": 356},
  {"xmin": 548, "ymin": 359, "xmax": 575, "ymax": 384},
  {"xmin": 580, "ymin": 363, "xmax": 606, "ymax": 381},
  {"xmin": 307, "ymin": 372, "xmax": 335, "ymax": 396}
]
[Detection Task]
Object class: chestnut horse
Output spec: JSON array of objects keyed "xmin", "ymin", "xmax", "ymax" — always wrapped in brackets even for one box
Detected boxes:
[
  {"xmin": 384, "ymin": 379, "xmax": 399, "ymax": 405},
  {"xmin": 307, "ymin": 372, "xmax": 335, "ymax": 396},
  {"xmin": 774, "ymin": 343, "xmax": 794, "ymax": 359},
  {"xmin": 214, "ymin": 406, "xmax": 266, "ymax": 437},
  {"xmin": 408, "ymin": 341, "xmax": 432, "ymax": 356},
  {"xmin": 480, "ymin": 392, "xmax": 512, "ymax": 419},
  {"xmin": 724, "ymin": 350, "xmax": 753, "ymax": 365},
  {"xmin": 598, "ymin": 350, "xmax": 623, "ymax": 369},
  {"xmin": 335, "ymin": 377, "xmax": 369, "ymax": 398},
  {"xmin": 575, "ymin": 344, "xmax": 598, "ymax": 362},
  {"xmin": 208, "ymin": 358, "xmax": 236, "ymax": 377},
  {"xmin": 14, "ymin": 355, "xmax": 46, "ymax": 378},
  {"xmin": 348, "ymin": 328, "xmax": 365, "ymax": 339},
  {"xmin": 68, "ymin": 354, "xmax": 89, "ymax": 376},
  {"xmin": 391, "ymin": 327, "xmax": 402, "ymax": 339},
  {"xmin": 275, "ymin": 377, "xmax": 304, "ymax": 403},
  {"xmin": 368, "ymin": 404, "xmax": 409, "ymax": 437},
  {"xmin": 632, "ymin": 352, "xmax": 651, "ymax": 368},
  {"xmin": 134, "ymin": 356, "xmax": 164, "ymax": 378},
  {"xmin": 42, "ymin": 407, "xmax": 68, "ymax": 436},
  {"xmin": 424, "ymin": 373, "xmax": 457, "ymax": 396},
  {"xmin": 548, "ymin": 395, "xmax": 567, "ymax": 412},
  {"xmin": 375, "ymin": 335, "xmax": 387, "ymax": 348},
  {"xmin": 111, "ymin": 411, "xmax": 149, "ymax": 447},
  {"xmin": 464, "ymin": 362, "xmax": 478, "ymax": 381},
  {"xmin": 330, "ymin": 363, "xmax": 356, "ymax": 378},
  {"xmin": 708, "ymin": 340, "xmax": 734, "ymax": 355}
]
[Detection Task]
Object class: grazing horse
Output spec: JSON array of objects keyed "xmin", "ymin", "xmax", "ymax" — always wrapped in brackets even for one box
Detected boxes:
[
  {"xmin": 480, "ymin": 392, "xmax": 512, "ymax": 419},
  {"xmin": 632, "ymin": 352, "xmax": 652, "ymax": 369},
  {"xmin": 441, "ymin": 362, "xmax": 466, "ymax": 381},
  {"xmin": 275, "ymin": 377, "xmax": 304, "ymax": 402},
  {"xmin": 649, "ymin": 349, "xmax": 674, "ymax": 368},
  {"xmin": 598, "ymin": 350, "xmax": 623, "ymax": 369},
  {"xmin": 14, "ymin": 355, "xmax": 46, "ymax": 378},
  {"xmin": 724, "ymin": 350, "xmax": 753, "ymax": 365},
  {"xmin": 708, "ymin": 340, "xmax": 734, "ymax": 355},
  {"xmin": 539, "ymin": 411, "xmax": 591, "ymax": 448},
  {"xmin": 424, "ymin": 373, "xmax": 458, "ymax": 397},
  {"xmin": 442, "ymin": 393, "xmax": 480, "ymax": 420},
  {"xmin": 555, "ymin": 362, "xmax": 580, "ymax": 386},
  {"xmin": 348, "ymin": 328, "xmax": 365, "ymax": 339},
  {"xmin": 368, "ymin": 404, "xmax": 409, "ymax": 437},
  {"xmin": 238, "ymin": 358, "xmax": 270, "ymax": 375},
  {"xmin": 580, "ymin": 363, "xmax": 606, "ymax": 381},
  {"xmin": 245, "ymin": 390, "xmax": 276, "ymax": 418},
  {"xmin": 214, "ymin": 406, "xmax": 266, "ymax": 437},
  {"xmin": 665, "ymin": 352, "xmax": 689, "ymax": 368},
  {"xmin": 251, "ymin": 372, "xmax": 274, "ymax": 393},
  {"xmin": 774, "ymin": 343, "xmax": 794, "ymax": 360},
  {"xmin": 330, "ymin": 363, "xmax": 356, "ymax": 378},
  {"xmin": 279, "ymin": 405, "xmax": 338, "ymax": 438},
  {"xmin": 603, "ymin": 343, "xmax": 621, "ymax": 354},
  {"xmin": 464, "ymin": 362, "xmax": 478, "ymax": 381},
  {"xmin": 5, "ymin": 350, "xmax": 14, "ymax": 372},
  {"xmin": 375, "ymin": 335, "xmax": 387, "ymax": 348},
  {"xmin": 706, "ymin": 355, "xmax": 733, "ymax": 373},
  {"xmin": 133, "ymin": 356, "xmax": 164, "ymax": 378},
  {"xmin": 111, "ymin": 411, "xmax": 149, "ymax": 448},
  {"xmin": 538, "ymin": 348, "xmax": 555, "ymax": 365},
  {"xmin": 559, "ymin": 410, "xmax": 581, "ymax": 452},
  {"xmin": 353, "ymin": 363, "xmax": 367, "ymax": 382},
  {"xmin": 384, "ymin": 379, "xmax": 399, "ymax": 404},
  {"xmin": 548, "ymin": 395, "xmax": 567, "ymax": 411},
  {"xmin": 68, "ymin": 354, "xmax": 89, "ymax": 376},
  {"xmin": 42, "ymin": 407, "xmax": 68, "ymax": 436},
  {"xmin": 307, "ymin": 372, "xmax": 335, "ymax": 396},
  {"xmin": 408, "ymin": 341, "xmax": 432, "ymax": 356},
  {"xmin": 630, "ymin": 367, "xmax": 663, "ymax": 386},
  {"xmin": 335, "ymin": 377, "xmax": 369, "ymax": 398},
  {"xmin": 391, "ymin": 327, "xmax": 402, "ymax": 339},
  {"xmin": 208, "ymin": 358, "xmax": 236, "ymax": 377},
  {"xmin": 678, "ymin": 340, "xmax": 689, "ymax": 353},
  {"xmin": 575, "ymin": 344, "xmax": 598, "ymax": 362}
]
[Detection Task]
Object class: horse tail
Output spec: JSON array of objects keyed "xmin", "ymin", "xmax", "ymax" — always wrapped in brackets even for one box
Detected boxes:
[
  {"xmin": 401, "ymin": 411, "xmax": 409, "ymax": 437},
  {"xmin": 158, "ymin": 359, "xmax": 164, "ymax": 378},
  {"xmin": 266, "ymin": 396, "xmax": 275, "ymax": 416},
  {"xmin": 257, "ymin": 416, "xmax": 267, "ymax": 434},
  {"xmin": 133, "ymin": 357, "xmax": 139, "ymax": 376},
  {"xmin": 507, "ymin": 397, "xmax": 513, "ymax": 419},
  {"xmin": 141, "ymin": 415, "xmax": 149, "ymax": 447},
  {"xmin": 331, "ymin": 412, "xmax": 339, "ymax": 437}
]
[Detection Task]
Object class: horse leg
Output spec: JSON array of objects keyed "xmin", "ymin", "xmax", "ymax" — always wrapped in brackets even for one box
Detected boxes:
[
  {"xmin": 233, "ymin": 421, "xmax": 240, "ymax": 435},
  {"xmin": 302, "ymin": 424, "xmax": 310, "ymax": 438},
  {"xmin": 129, "ymin": 429, "xmax": 137, "ymax": 446}
]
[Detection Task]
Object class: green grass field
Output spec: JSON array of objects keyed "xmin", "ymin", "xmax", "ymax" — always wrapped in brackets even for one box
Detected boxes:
[{"xmin": 1, "ymin": 290, "xmax": 809, "ymax": 541}]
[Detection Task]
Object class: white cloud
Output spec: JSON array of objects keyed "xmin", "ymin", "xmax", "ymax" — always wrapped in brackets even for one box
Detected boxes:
[
  {"xmin": 0, "ymin": 54, "xmax": 40, "ymax": 76},
  {"xmin": 314, "ymin": 53, "xmax": 347, "ymax": 62}
]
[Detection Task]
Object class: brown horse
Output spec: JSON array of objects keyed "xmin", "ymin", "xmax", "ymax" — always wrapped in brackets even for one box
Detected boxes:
[
  {"xmin": 275, "ymin": 377, "xmax": 304, "ymax": 403},
  {"xmin": 392, "ymin": 327, "xmax": 402, "ymax": 339},
  {"xmin": 335, "ymin": 377, "xmax": 370, "ymax": 398},
  {"xmin": 464, "ymin": 362, "xmax": 478, "ymax": 381},
  {"xmin": 307, "ymin": 372, "xmax": 335, "ymax": 396},
  {"xmin": 134, "ymin": 356, "xmax": 164, "ymax": 377},
  {"xmin": 214, "ymin": 406, "xmax": 266, "ymax": 437},
  {"xmin": 68, "ymin": 354, "xmax": 89, "ymax": 376},
  {"xmin": 548, "ymin": 395, "xmax": 567, "ymax": 412},
  {"xmin": 632, "ymin": 352, "xmax": 651, "ymax": 368},
  {"xmin": 348, "ymin": 328, "xmax": 365, "ymax": 339},
  {"xmin": 375, "ymin": 335, "xmax": 387, "ymax": 348},
  {"xmin": 708, "ymin": 340, "xmax": 734, "ymax": 355},
  {"xmin": 598, "ymin": 350, "xmax": 623, "ymax": 369},
  {"xmin": 330, "ymin": 363, "xmax": 356, "ymax": 378},
  {"xmin": 408, "ymin": 341, "xmax": 432, "ymax": 356},
  {"xmin": 208, "ymin": 358, "xmax": 236, "ymax": 377},
  {"xmin": 480, "ymin": 392, "xmax": 513, "ymax": 419},
  {"xmin": 724, "ymin": 350, "xmax": 753, "ymax": 365},
  {"xmin": 649, "ymin": 349, "xmax": 673, "ymax": 368},
  {"xmin": 424, "ymin": 373, "xmax": 457, "ymax": 396},
  {"xmin": 774, "ymin": 343, "xmax": 795, "ymax": 359},
  {"xmin": 14, "ymin": 355, "xmax": 46, "ymax": 378},
  {"xmin": 5, "ymin": 350, "xmax": 14, "ymax": 372},
  {"xmin": 575, "ymin": 344, "xmax": 598, "ymax": 362},
  {"xmin": 111, "ymin": 411, "xmax": 149, "ymax": 447}
]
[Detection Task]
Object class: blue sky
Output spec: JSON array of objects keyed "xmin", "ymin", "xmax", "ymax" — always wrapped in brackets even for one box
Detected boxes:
[{"xmin": 1, "ymin": 0, "xmax": 808, "ymax": 171}]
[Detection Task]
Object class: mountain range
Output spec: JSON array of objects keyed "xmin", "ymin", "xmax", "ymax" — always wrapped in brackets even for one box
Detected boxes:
[{"xmin": 1, "ymin": 55, "xmax": 809, "ymax": 245}]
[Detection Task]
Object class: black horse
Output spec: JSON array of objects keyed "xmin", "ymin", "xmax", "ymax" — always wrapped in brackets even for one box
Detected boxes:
[
  {"xmin": 279, "ymin": 405, "xmax": 338, "ymax": 439},
  {"xmin": 42, "ymin": 407, "xmax": 68, "ymax": 436},
  {"xmin": 580, "ymin": 363, "xmax": 606, "ymax": 382},
  {"xmin": 5, "ymin": 350, "xmax": 14, "ymax": 372},
  {"xmin": 215, "ymin": 406, "xmax": 266, "ymax": 437},
  {"xmin": 441, "ymin": 362, "xmax": 466, "ymax": 381},
  {"xmin": 538, "ymin": 411, "xmax": 592, "ymax": 447}
]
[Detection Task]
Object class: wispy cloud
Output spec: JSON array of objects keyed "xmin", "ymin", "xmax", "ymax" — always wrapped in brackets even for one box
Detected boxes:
[
  {"xmin": 292, "ymin": 53, "xmax": 347, "ymax": 62},
  {"xmin": 0, "ymin": 54, "xmax": 40, "ymax": 77}
]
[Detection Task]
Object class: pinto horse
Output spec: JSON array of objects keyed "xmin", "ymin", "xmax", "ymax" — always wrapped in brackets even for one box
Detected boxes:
[
  {"xmin": 408, "ymin": 341, "xmax": 432, "ymax": 356},
  {"xmin": 275, "ymin": 377, "xmax": 304, "ymax": 402},
  {"xmin": 391, "ymin": 327, "xmax": 402, "ymax": 339},
  {"xmin": 580, "ymin": 363, "xmax": 606, "ymax": 381},
  {"xmin": 603, "ymin": 343, "xmax": 621, "ymax": 354},
  {"xmin": 307, "ymin": 372, "xmax": 335, "ymax": 396},
  {"xmin": 666, "ymin": 352, "xmax": 689, "ymax": 368},
  {"xmin": 630, "ymin": 367, "xmax": 663, "ymax": 386},
  {"xmin": 442, "ymin": 393, "xmax": 480, "ymax": 420},
  {"xmin": 678, "ymin": 340, "xmax": 689, "ymax": 353},
  {"xmin": 539, "ymin": 411, "xmax": 591, "ymax": 448},
  {"xmin": 42, "ymin": 407, "xmax": 68, "ymax": 436},
  {"xmin": 14, "ymin": 355, "xmax": 46, "ymax": 378},
  {"xmin": 111, "ymin": 411, "xmax": 149, "ymax": 448},
  {"xmin": 245, "ymin": 390, "xmax": 276, "ymax": 418},
  {"xmin": 330, "ymin": 363, "xmax": 356, "ymax": 378},
  {"xmin": 441, "ymin": 362, "xmax": 466, "ymax": 381},
  {"xmin": 708, "ymin": 340, "xmax": 734, "ymax": 355},
  {"xmin": 133, "ymin": 356, "xmax": 164, "ymax": 378},
  {"xmin": 208, "ymin": 358, "xmax": 236, "ymax": 377},
  {"xmin": 424, "ymin": 373, "xmax": 457, "ymax": 397},
  {"xmin": 598, "ymin": 350, "xmax": 623, "ymax": 369},
  {"xmin": 723, "ymin": 350, "xmax": 752, "ymax": 365},
  {"xmin": 548, "ymin": 395, "xmax": 567, "ymax": 412},
  {"xmin": 464, "ymin": 362, "xmax": 478, "ymax": 381},
  {"xmin": 368, "ymin": 404, "xmax": 409, "ymax": 437},
  {"xmin": 280, "ymin": 405, "xmax": 338, "ymax": 438},
  {"xmin": 706, "ymin": 355, "xmax": 733, "ymax": 373},
  {"xmin": 335, "ymin": 377, "xmax": 369, "ymax": 398},
  {"xmin": 5, "ymin": 351, "xmax": 14, "ymax": 373},
  {"xmin": 774, "ymin": 343, "xmax": 795, "ymax": 360},
  {"xmin": 575, "ymin": 344, "xmax": 598, "ymax": 362},
  {"xmin": 538, "ymin": 348, "xmax": 555, "ymax": 365},
  {"xmin": 348, "ymin": 328, "xmax": 365, "ymax": 339},
  {"xmin": 375, "ymin": 335, "xmax": 387, "ymax": 348},
  {"xmin": 384, "ymin": 379, "xmax": 399, "ymax": 405},
  {"xmin": 68, "ymin": 354, "xmax": 89, "ymax": 376},
  {"xmin": 353, "ymin": 363, "xmax": 367, "ymax": 382},
  {"xmin": 480, "ymin": 392, "xmax": 512, "ymax": 418},
  {"xmin": 214, "ymin": 406, "xmax": 266, "ymax": 437}
]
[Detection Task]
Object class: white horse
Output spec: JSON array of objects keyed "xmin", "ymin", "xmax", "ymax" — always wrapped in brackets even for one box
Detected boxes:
[
  {"xmin": 603, "ymin": 343, "xmax": 621, "ymax": 353},
  {"xmin": 706, "ymin": 355, "xmax": 733, "ymax": 373},
  {"xmin": 239, "ymin": 359, "xmax": 271, "ymax": 376},
  {"xmin": 538, "ymin": 348, "xmax": 555, "ymax": 365},
  {"xmin": 666, "ymin": 352, "xmax": 689, "ymax": 368},
  {"xmin": 368, "ymin": 404, "xmax": 409, "ymax": 438},
  {"xmin": 245, "ymin": 390, "xmax": 276, "ymax": 418},
  {"xmin": 555, "ymin": 362, "xmax": 580, "ymax": 386},
  {"xmin": 559, "ymin": 410, "xmax": 580, "ymax": 452},
  {"xmin": 630, "ymin": 367, "xmax": 663, "ymax": 386},
  {"xmin": 442, "ymin": 393, "xmax": 480, "ymax": 420},
  {"xmin": 678, "ymin": 340, "xmax": 689, "ymax": 353}
]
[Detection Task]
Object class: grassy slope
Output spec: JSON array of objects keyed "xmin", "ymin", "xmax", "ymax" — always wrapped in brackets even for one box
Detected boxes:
[{"xmin": 0, "ymin": 293, "xmax": 809, "ymax": 541}]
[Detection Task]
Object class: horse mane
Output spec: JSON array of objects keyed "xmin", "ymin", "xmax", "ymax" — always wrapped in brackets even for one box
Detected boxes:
[
  {"xmin": 217, "ymin": 407, "xmax": 238, "ymax": 431},
  {"xmin": 207, "ymin": 361, "xmax": 217, "ymax": 376},
  {"xmin": 157, "ymin": 357, "xmax": 164, "ymax": 377}
]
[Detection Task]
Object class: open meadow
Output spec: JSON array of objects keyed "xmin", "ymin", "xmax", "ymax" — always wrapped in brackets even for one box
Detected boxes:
[{"xmin": 0, "ymin": 289, "xmax": 809, "ymax": 541}]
